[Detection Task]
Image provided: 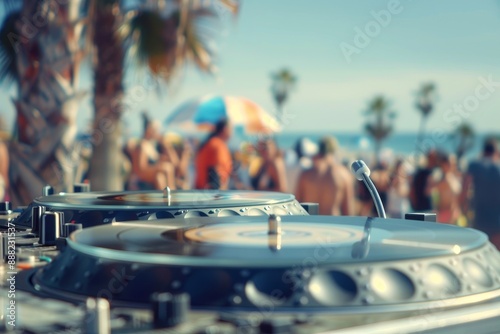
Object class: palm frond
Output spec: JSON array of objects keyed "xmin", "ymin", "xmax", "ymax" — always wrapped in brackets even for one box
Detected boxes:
[
  {"xmin": 0, "ymin": 10, "xmax": 22, "ymax": 85},
  {"xmin": 364, "ymin": 95, "xmax": 395, "ymax": 143},
  {"xmin": 181, "ymin": 9, "xmax": 220, "ymax": 73},
  {"xmin": 185, "ymin": 31, "xmax": 213, "ymax": 72},
  {"xmin": 124, "ymin": 0, "xmax": 238, "ymax": 80},
  {"xmin": 131, "ymin": 11, "xmax": 177, "ymax": 61},
  {"xmin": 271, "ymin": 68, "xmax": 297, "ymax": 84},
  {"xmin": 174, "ymin": 0, "xmax": 238, "ymax": 75},
  {"xmin": 419, "ymin": 82, "xmax": 436, "ymax": 96},
  {"xmin": 451, "ymin": 122, "xmax": 475, "ymax": 138},
  {"xmin": 124, "ymin": 9, "xmax": 179, "ymax": 78},
  {"xmin": 415, "ymin": 82, "xmax": 437, "ymax": 116},
  {"xmin": 187, "ymin": 0, "xmax": 239, "ymax": 15},
  {"xmin": 271, "ymin": 68, "xmax": 297, "ymax": 101},
  {"xmin": 365, "ymin": 96, "xmax": 390, "ymax": 115}
]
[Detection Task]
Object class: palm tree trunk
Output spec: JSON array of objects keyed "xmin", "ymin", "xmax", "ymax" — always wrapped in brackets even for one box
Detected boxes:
[
  {"xmin": 9, "ymin": 0, "xmax": 83, "ymax": 206},
  {"xmin": 456, "ymin": 137, "xmax": 466, "ymax": 162},
  {"xmin": 87, "ymin": 3, "xmax": 124, "ymax": 191},
  {"xmin": 416, "ymin": 116, "xmax": 427, "ymax": 152},
  {"xmin": 276, "ymin": 102, "xmax": 284, "ymax": 124},
  {"xmin": 375, "ymin": 140, "xmax": 382, "ymax": 165}
]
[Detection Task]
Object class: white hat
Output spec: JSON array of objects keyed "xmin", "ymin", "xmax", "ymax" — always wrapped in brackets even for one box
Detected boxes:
[{"xmin": 296, "ymin": 137, "xmax": 318, "ymax": 158}]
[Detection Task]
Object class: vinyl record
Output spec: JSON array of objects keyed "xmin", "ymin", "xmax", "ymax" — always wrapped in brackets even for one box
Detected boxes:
[
  {"xmin": 68, "ymin": 216, "xmax": 486, "ymax": 266},
  {"xmin": 26, "ymin": 215, "xmax": 500, "ymax": 311},
  {"xmin": 33, "ymin": 190, "xmax": 297, "ymax": 210},
  {"xmin": 13, "ymin": 190, "xmax": 307, "ymax": 230}
]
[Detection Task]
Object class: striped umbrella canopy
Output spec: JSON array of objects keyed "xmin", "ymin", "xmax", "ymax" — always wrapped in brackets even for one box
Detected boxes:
[{"xmin": 164, "ymin": 95, "xmax": 281, "ymax": 134}]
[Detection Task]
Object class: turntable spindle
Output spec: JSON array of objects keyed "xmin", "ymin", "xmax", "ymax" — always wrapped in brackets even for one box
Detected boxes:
[
  {"xmin": 268, "ymin": 214, "xmax": 282, "ymax": 251},
  {"xmin": 268, "ymin": 214, "xmax": 282, "ymax": 235},
  {"xmin": 163, "ymin": 187, "xmax": 171, "ymax": 205}
]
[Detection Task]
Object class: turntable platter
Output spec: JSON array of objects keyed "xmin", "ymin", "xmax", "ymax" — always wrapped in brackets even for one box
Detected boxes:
[
  {"xmin": 70, "ymin": 216, "xmax": 486, "ymax": 266},
  {"xmin": 25, "ymin": 215, "xmax": 500, "ymax": 312},
  {"xmin": 34, "ymin": 190, "xmax": 296, "ymax": 209},
  {"xmin": 13, "ymin": 190, "xmax": 307, "ymax": 230}
]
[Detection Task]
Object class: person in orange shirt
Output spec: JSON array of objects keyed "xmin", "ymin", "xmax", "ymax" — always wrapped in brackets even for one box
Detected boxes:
[{"xmin": 195, "ymin": 119, "xmax": 233, "ymax": 190}]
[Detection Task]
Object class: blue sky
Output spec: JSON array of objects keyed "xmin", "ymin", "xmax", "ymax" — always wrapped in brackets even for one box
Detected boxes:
[{"xmin": 2, "ymin": 0, "xmax": 500, "ymax": 136}]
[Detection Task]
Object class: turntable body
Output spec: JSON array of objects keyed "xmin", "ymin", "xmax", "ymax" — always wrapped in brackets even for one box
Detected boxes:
[{"xmin": 1, "ymin": 190, "xmax": 500, "ymax": 333}]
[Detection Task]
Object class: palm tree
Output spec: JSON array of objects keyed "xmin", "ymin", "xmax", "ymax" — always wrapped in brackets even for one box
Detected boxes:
[
  {"xmin": 270, "ymin": 68, "xmax": 297, "ymax": 120},
  {"xmin": 0, "ymin": 1, "xmax": 85, "ymax": 206},
  {"xmin": 451, "ymin": 122, "xmax": 475, "ymax": 162},
  {"xmin": 364, "ymin": 96, "xmax": 396, "ymax": 164},
  {"xmin": 85, "ymin": 0, "xmax": 125, "ymax": 191},
  {"xmin": 415, "ymin": 82, "xmax": 437, "ymax": 149},
  {"xmin": 0, "ymin": 0, "xmax": 239, "ymax": 202},
  {"xmin": 86, "ymin": 0, "xmax": 239, "ymax": 191}
]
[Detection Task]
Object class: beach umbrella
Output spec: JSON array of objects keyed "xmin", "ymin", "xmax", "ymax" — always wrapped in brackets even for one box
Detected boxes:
[{"xmin": 164, "ymin": 95, "xmax": 281, "ymax": 134}]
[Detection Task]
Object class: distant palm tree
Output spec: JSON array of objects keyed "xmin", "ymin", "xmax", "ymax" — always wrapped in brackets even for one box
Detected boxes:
[
  {"xmin": 270, "ymin": 68, "xmax": 297, "ymax": 120},
  {"xmin": 0, "ymin": 1, "xmax": 85, "ymax": 206},
  {"xmin": 364, "ymin": 96, "xmax": 396, "ymax": 164},
  {"xmin": 451, "ymin": 122, "xmax": 475, "ymax": 162},
  {"xmin": 415, "ymin": 82, "xmax": 437, "ymax": 149}
]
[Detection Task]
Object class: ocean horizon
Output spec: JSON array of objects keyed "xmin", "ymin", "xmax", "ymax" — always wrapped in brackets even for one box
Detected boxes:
[{"xmin": 248, "ymin": 131, "xmax": 488, "ymax": 162}]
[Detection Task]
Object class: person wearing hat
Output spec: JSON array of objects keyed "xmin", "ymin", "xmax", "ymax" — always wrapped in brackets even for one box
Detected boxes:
[
  {"xmin": 295, "ymin": 136, "xmax": 355, "ymax": 216},
  {"xmin": 284, "ymin": 137, "xmax": 318, "ymax": 195}
]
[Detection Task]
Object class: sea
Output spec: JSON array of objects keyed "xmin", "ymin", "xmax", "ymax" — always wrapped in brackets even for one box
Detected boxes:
[
  {"xmin": 237, "ymin": 131, "xmax": 487, "ymax": 164},
  {"xmin": 85, "ymin": 128, "xmax": 489, "ymax": 167}
]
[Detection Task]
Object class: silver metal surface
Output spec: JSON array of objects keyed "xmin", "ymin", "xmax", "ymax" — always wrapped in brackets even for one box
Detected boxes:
[
  {"xmin": 163, "ymin": 186, "xmax": 172, "ymax": 205},
  {"xmin": 31, "ymin": 205, "xmax": 45, "ymax": 234},
  {"xmin": 84, "ymin": 298, "xmax": 110, "ymax": 334},
  {"xmin": 268, "ymin": 214, "xmax": 282, "ymax": 235},
  {"xmin": 42, "ymin": 185, "xmax": 54, "ymax": 196},
  {"xmin": 351, "ymin": 160, "xmax": 386, "ymax": 218},
  {"xmin": 39, "ymin": 211, "xmax": 61, "ymax": 245}
]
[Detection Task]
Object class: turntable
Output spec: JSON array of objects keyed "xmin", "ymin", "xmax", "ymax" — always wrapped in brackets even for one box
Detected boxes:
[
  {"xmin": 4, "ymin": 214, "xmax": 500, "ymax": 333},
  {"xmin": 2, "ymin": 162, "xmax": 500, "ymax": 333},
  {"xmin": 10, "ymin": 189, "xmax": 309, "ymax": 231},
  {"xmin": 23, "ymin": 215, "xmax": 500, "ymax": 311}
]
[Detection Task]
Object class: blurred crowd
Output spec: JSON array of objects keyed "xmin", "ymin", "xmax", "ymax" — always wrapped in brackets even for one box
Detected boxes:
[
  {"xmin": 106, "ymin": 114, "xmax": 500, "ymax": 248},
  {"xmin": 1, "ymin": 114, "xmax": 499, "ymax": 249}
]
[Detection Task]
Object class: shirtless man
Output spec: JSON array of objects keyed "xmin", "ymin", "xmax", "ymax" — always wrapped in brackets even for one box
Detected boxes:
[
  {"xmin": 427, "ymin": 152, "xmax": 461, "ymax": 224},
  {"xmin": 295, "ymin": 136, "xmax": 355, "ymax": 216}
]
